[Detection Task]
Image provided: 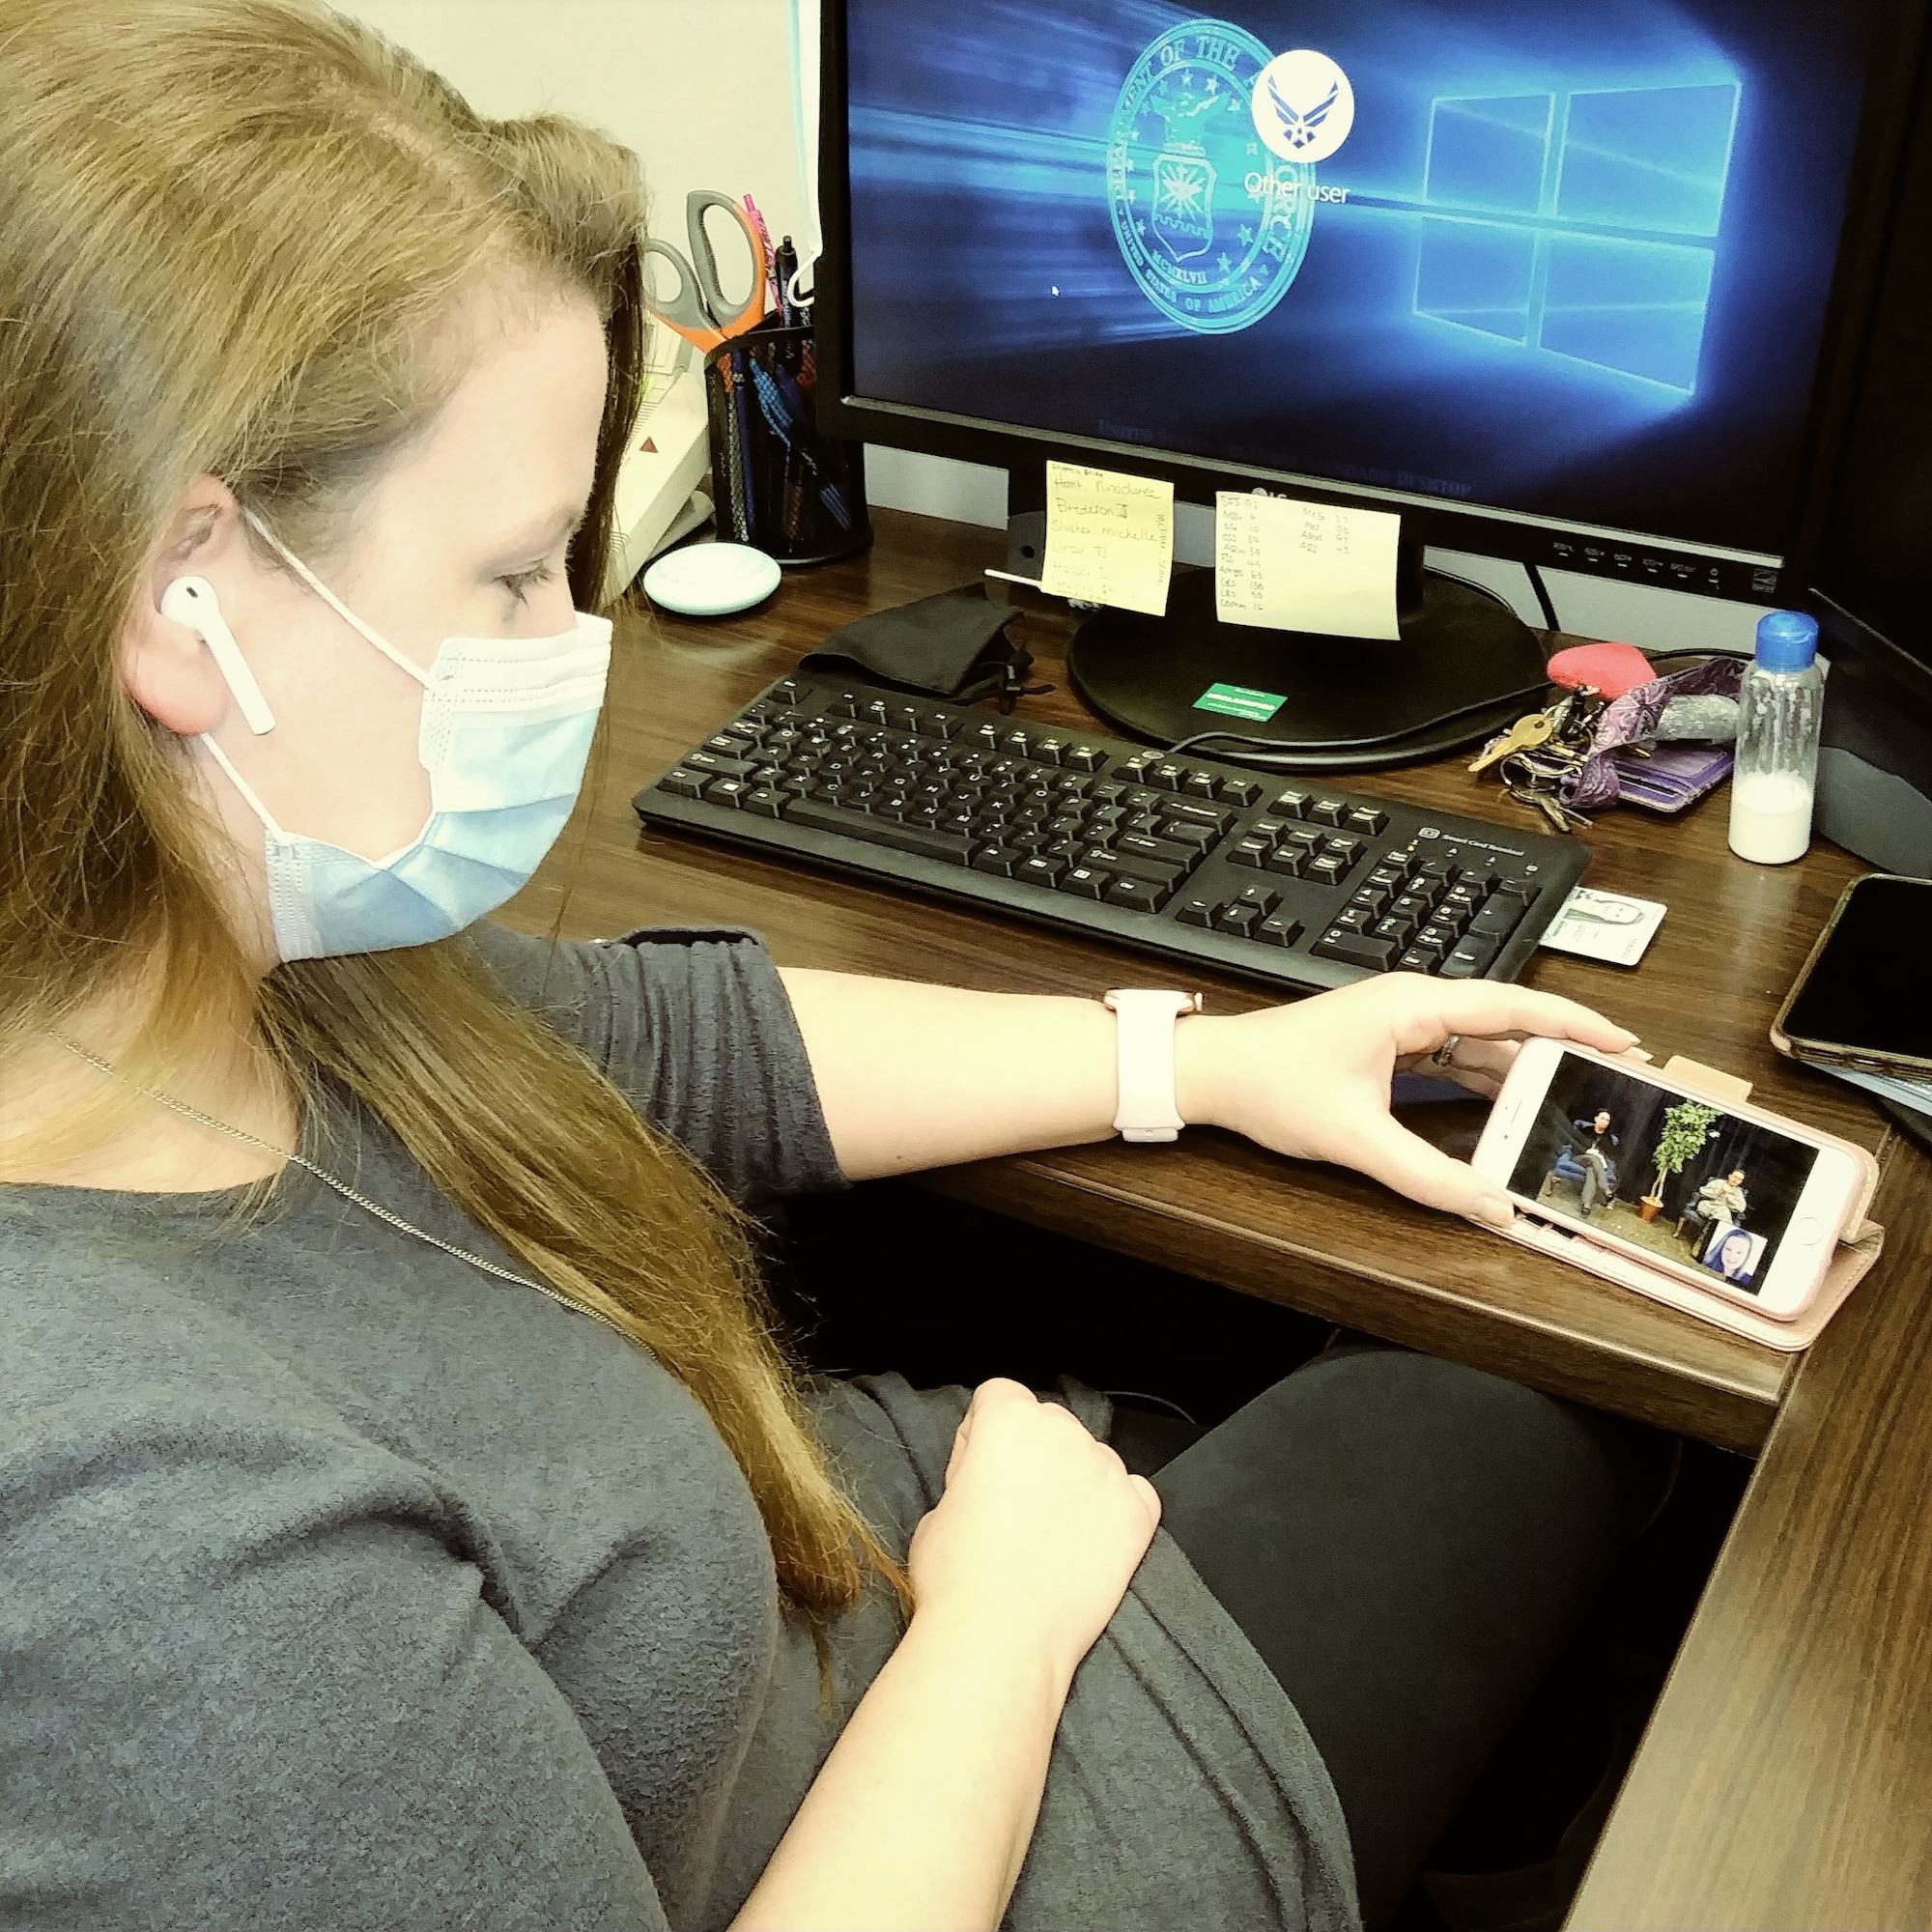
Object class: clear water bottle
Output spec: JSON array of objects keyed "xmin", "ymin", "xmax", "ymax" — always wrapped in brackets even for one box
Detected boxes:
[{"xmin": 1727, "ymin": 610, "xmax": 1824, "ymax": 866}]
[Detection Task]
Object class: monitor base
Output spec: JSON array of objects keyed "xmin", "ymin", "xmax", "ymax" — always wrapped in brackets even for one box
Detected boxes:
[{"xmin": 1065, "ymin": 566, "xmax": 1550, "ymax": 772}]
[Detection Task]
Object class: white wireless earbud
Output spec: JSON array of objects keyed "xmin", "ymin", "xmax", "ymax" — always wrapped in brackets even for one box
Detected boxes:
[{"xmin": 159, "ymin": 575, "xmax": 277, "ymax": 735}]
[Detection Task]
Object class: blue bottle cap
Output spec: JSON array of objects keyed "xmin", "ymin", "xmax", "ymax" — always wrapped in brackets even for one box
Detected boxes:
[{"xmin": 1755, "ymin": 610, "xmax": 1819, "ymax": 671}]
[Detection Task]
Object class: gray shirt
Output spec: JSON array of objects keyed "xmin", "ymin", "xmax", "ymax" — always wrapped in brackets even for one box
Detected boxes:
[{"xmin": 0, "ymin": 923, "xmax": 1357, "ymax": 1931}]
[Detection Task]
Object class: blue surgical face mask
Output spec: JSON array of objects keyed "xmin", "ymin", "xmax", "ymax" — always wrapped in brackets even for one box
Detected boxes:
[{"xmin": 197, "ymin": 514, "xmax": 612, "ymax": 962}]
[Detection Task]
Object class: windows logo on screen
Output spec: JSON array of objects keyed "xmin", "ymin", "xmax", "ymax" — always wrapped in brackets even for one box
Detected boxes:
[{"xmin": 1413, "ymin": 82, "xmax": 1741, "ymax": 395}]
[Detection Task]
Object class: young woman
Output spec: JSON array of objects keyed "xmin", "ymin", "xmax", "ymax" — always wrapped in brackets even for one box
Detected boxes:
[{"xmin": 0, "ymin": 5, "xmax": 1661, "ymax": 1927}]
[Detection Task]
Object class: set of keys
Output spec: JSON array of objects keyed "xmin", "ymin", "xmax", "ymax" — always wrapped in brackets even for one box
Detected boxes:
[{"xmin": 1467, "ymin": 688, "xmax": 1606, "ymax": 834}]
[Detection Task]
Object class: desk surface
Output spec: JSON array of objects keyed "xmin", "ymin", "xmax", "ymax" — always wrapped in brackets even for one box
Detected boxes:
[
  {"xmin": 507, "ymin": 508, "xmax": 1897, "ymax": 1458},
  {"xmin": 504, "ymin": 507, "xmax": 1932, "ymax": 1927}
]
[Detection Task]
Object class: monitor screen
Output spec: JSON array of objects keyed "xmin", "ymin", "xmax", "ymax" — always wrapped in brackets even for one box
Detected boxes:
[{"xmin": 842, "ymin": 0, "xmax": 1883, "ymax": 562}]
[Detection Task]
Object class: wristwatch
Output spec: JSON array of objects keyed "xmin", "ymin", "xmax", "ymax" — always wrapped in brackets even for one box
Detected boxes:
[{"xmin": 1102, "ymin": 988, "xmax": 1205, "ymax": 1143}]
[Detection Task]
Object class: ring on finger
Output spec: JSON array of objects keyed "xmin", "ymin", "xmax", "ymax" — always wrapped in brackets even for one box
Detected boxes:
[{"xmin": 1432, "ymin": 1035, "xmax": 1462, "ymax": 1068}]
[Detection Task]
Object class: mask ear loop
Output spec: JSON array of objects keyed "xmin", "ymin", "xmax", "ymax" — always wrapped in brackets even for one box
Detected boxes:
[
  {"xmin": 198, "ymin": 732, "xmax": 291, "ymax": 840},
  {"xmin": 242, "ymin": 508, "xmax": 433, "ymax": 690}
]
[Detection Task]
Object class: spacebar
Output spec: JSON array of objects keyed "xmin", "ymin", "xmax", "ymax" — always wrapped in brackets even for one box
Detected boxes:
[{"xmin": 784, "ymin": 798, "xmax": 970, "ymax": 863}]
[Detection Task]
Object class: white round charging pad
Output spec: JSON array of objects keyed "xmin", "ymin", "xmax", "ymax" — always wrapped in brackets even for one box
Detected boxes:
[{"xmin": 641, "ymin": 542, "xmax": 781, "ymax": 617}]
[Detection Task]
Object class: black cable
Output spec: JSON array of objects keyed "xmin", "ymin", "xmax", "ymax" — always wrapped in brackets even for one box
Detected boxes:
[
  {"xmin": 1166, "ymin": 675, "xmax": 1553, "ymax": 768},
  {"xmin": 1525, "ymin": 560, "xmax": 1562, "ymax": 633}
]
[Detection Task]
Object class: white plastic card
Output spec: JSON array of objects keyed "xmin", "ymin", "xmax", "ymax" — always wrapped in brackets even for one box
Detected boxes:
[{"xmin": 1537, "ymin": 886, "xmax": 1667, "ymax": 966}]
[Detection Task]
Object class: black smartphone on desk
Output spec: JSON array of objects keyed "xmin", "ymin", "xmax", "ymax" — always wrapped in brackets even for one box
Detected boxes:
[{"xmin": 1774, "ymin": 874, "xmax": 1932, "ymax": 1080}]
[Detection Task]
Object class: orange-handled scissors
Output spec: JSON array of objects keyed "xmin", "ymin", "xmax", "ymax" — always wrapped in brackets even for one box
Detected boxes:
[{"xmin": 641, "ymin": 189, "xmax": 768, "ymax": 353}]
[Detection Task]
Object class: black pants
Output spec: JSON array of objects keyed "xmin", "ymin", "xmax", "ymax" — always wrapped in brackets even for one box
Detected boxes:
[{"xmin": 1116, "ymin": 1349, "xmax": 1667, "ymax": 1930}]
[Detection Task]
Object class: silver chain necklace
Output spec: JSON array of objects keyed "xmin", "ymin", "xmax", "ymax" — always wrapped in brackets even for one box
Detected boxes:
[{"xmin": 45, "ymin": 1032, "xmax": 624, "ymax": 1339}]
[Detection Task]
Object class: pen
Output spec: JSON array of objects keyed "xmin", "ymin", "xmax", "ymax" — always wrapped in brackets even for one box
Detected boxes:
[
  {"xmin": 775, "ymin": 236, "xmax": 799, "ymax": 328},
  {"xmin": 741, "ymin": 193, "xmax": 779, "ymax": 318}
]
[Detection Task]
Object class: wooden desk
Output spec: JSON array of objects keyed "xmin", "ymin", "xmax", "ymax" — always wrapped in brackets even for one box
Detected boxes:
[{"xmin": 504, "ymin": 507, "xmax": 1932, "ymax": 1926}]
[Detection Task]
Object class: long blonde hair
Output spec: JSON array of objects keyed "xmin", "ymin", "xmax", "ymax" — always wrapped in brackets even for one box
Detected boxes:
[{"xmin": 0, "ymin": 0, "xmax": 891, "ymax": 1613}]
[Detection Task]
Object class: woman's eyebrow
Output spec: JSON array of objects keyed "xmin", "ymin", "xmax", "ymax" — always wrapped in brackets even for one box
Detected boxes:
[{"xmin": 495, "ymin": 501, "xmax": 588, "ymax": 556}]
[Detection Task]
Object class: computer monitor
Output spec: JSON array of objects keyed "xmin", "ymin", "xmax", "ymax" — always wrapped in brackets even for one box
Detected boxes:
[
  {"xmin": 1800, "ymin": 29, "xmax": 1932, "ymax": 870},
  {"xmin": 816, "ymin": 0, "xmax": 1927, "ymax": 766}
]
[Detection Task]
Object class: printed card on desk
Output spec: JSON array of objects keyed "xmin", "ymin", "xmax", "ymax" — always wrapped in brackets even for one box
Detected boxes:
[
  {"xmin": 1538, "ymin": 886, "xmax": 1667, "ymax": 966},
  {"xmin": 1038, "ymin": 461, "xmax": 1174, "ymax": 616},
  {"xmin": 1214, "ymin": 492, "xmax": 1403, "ymax": 640}
]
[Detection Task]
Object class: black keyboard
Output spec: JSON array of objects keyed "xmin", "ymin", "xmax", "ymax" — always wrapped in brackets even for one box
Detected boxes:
[{"xmin": 634, "ymin": 668, "xmax": 1591, "ymax": 995}]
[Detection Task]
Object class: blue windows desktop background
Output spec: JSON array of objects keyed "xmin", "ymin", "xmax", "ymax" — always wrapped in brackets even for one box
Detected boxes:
[{"xmin": 843, "ymin": 0, "xmax": 1877, "ymax": 555}]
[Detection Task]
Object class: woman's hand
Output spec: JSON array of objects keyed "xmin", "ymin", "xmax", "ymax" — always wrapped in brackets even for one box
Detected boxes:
[
  {"xmin": 1177, "ymin": 976, "xmax": 1638, "ymax": 1228},
  {"xmin": 907, "ymin": 1379, "xmax": 1162, "ymax": 1689}
]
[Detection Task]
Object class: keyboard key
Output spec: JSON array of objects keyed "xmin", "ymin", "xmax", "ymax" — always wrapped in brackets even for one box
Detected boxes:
[
  {"xmin": 1181, "ymin": 771, "xmax": 1221, "ymax": 800},
  {"xmin": 1065, "ymin": 746, "xmax": 1106, "ymax": 772},
  {"xmin": 1271, "ymin": 789, "xmax": 1311, "ymax": 818},
  {"xmin": 1333, "ymin": 905, "xmax": 1375, "ymax": 933},
  {"xmin": 701, "ymin": 777, "xmax": 752, "ymax": 808},
  {"xmin": 1105, "ymin": 876, "xmax": 1171, "ymax": 913},
  {"xmin": 1306, "ymin": 852, "xmax": 1351, "ymax": 885},
  {"xmin": 1117, "ymin": 833, "xmax": 1199, "ymax": 869},
  {"xmin": 1440, "ymin": 936, "xmax": 1501, "ymax": 979},
  {"xmin": 1015, "ymin": 855, "xmax": 1069, "ymax": 889},
  {"xmin": 1349, "ymin": 885, "xmax": 1393, "ymax": 917},
  {"xmin": 1228, "ymin": 837, "xmax": 1271, "ymax": 869},
  {"xmin": 657, "ymin": 768, "xmax": 706, "ymax": 800},
  {"xmin": 683, "ymin": 748, "xmax": 756, "ymax": 779},
  {"xmin": 1057, "ymin": 865, "xmax": 1112, "ymax": 900},
  {"xmin": 786, "ymin": 797, "xmax": 972, "ymax": 863},
  {"xmin": 1417, "ymin": 921, "xmax": 1462, "ymax": 952},
  {"xmin": 1163, "ymin": 800, "xmax": 1232, "ymax": 831},
  {"xmin": 970, "ymin": 843, "xmax": 1022, "ymax": 876},
  {"xmin": 1250, "ymin": 818, "xmax": 1289, "ymax": 842},
  {"xmin": 1157, "ymin": 819, "xmax": 1217, "ymax": 853},
  {"xmin": 1372, "ymin": 915, "xmax": 1417, "ymax": 947},
  {"xmin": 1215, "ymin": 903, "xmax": 1264, "ymax": 938},
  {"xmin": 1492, "ymin": 875, "xmax": 1541, "ymax": 903},
  {"xmin": 1176, "ymin": 895, "xmax": 1219, "ymax": 927},
  {"xmin": 1345, "ymin": 807, "xmax": 1388, "ymax": 835},
  {"xmin": 1088, "ymin": 779, "xmax": 1128, "ymax": 805},
  {"xmin": 1083, "ymin": 845, "xmax": 1183, "ymax": 889},
  {"xmin": 1264, "ymin": 846, "xmax": 1305, "ymax": 878},
  {"xmin": 1443, "ymin": 884, "xmax": 1485, "ymax": 913},
  {"xmin": 771, "ymin": 678, "xmax": 806, "ymax": 706},
  {"xmin": 1396, "ymin": 947, "xmax": 1439, "ymax": 974},
  {"xmin": 1217, "ymin": 778, "xmax": 1263, "ymax": 807},
  {"xmin": 1313, "ymin": 929, "xmax": 1399, "ymax": 971},
  {"xmin": 1232, "ymin": 884, "xmax": 1280, "ymax": 918},
  {"xmin": 1121, "ymin": 753, "xmax": 1161, "ymax": 783},
  {"xmin": 1391, "ymin": 893, "xmax": 1436, "ymax": 923},
  {"xmin": 1258, "ymin": 915, "xmax": 1304, "ymax": 948},
  {"xmin": 1310, "ymin": 797, "xmax": 1348, "ymax": 826},
  {"xmin": 741, "ymin": 787, "xmax": 789, "ymax": 818},
  {"xmin": 1469, "ymin": 899, "xmax": 1525, "ymax": 941},
  {"xmin": 1151, "ymin": 761, "xmax": 1190, "ymax": 791}
]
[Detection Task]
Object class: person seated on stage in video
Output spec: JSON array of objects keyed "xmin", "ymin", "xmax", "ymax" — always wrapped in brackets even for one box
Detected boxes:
[
  {"xmin": 1707, "ymin": 1226, "xmax": 1758, "ymax": 1287},
  {"xmin": 1684, "ymin": 1168, "xmax": 1749, "ymax": 1252},
  {"xmin": 1568, "ymin": 1109, "xmax": 1620, "ymax": 1215}
]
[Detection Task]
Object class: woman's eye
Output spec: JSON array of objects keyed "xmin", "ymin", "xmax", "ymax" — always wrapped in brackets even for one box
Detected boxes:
[{"xmin": 499, "ymin": 560, "xmax": 558, "ymax": 604}]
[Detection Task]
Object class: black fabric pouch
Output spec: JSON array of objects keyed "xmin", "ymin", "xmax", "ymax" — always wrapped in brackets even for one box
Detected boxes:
[{"xmin": 799, "ymin": 584, "xmax": 1040, "ymax": 706}]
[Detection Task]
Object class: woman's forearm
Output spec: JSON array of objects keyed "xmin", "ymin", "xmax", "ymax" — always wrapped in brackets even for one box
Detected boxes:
[
  {"xmin": 730, "ymin": 1607, "xmax": 1069, "ymax": 1932},
  {"xmin": 778, "ymin": 967, "xmax": 1223, "ymax": 1179}
]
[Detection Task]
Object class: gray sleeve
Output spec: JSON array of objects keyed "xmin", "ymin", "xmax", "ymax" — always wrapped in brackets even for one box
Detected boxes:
[
  {"xmin": 464, "ymin": 921, "xmax": 845, "ymax": 1207},
  {"xmin": 0, "ymin": 1378, "xmax": 668, "ymax": 1931}
]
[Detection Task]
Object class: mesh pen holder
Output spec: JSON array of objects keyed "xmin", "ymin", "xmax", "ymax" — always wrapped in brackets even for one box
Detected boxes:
[{"xmin": 703, "ymin": 324, "xmax": 871, "ymax": 568}]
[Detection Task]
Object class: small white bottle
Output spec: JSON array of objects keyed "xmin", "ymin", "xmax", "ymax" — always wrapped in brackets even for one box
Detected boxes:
[{"xmin": 1728, "ymin": 610, "xmax": 1825, "ymax": 866}]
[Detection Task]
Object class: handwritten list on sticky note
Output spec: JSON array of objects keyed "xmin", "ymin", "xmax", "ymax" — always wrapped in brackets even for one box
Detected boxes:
[
  {"xmin": 1039, "ymin": 461, "xmax": 1174, "ymax": 616},
  {"xmin": 1215, "ymin": 492, "xmax": 1403, "ymax": 640}
]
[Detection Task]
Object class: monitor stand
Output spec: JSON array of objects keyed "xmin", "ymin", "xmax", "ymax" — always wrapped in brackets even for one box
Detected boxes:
[{"xmin": 1064, "ymin": 549, "xmax": 1549, "ymax": 773}]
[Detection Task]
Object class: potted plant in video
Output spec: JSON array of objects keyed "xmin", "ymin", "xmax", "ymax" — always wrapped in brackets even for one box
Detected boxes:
[{"xmin": 1640, "ymin": 1099, "xmax": 1720, "ymax": 1223}]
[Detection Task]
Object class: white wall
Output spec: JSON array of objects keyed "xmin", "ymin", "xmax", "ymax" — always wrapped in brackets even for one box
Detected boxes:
[
  {"xmin": 335, "ymin": 0, "xmax": 1765, "ymax": 656},
  {"xmin": 336, "ymin": 0, "xmax": 810, "ymax": 265}
]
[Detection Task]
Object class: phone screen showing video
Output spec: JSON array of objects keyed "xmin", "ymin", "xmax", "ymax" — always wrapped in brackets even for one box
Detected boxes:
[{"xmin": 1506, "ymin": 1052, "xmax": 1821, "ymax": 1295}]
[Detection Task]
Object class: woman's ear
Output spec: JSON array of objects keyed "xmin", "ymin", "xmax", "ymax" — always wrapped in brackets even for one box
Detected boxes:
[{"xmin": 121, "ymin": 477, "xmax": 253, "ymax": 735}]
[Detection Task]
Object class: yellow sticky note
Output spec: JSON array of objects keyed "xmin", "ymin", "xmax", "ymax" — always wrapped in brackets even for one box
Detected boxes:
[
  {"xmin": 1039, "ymin": 461, "xmax": 1174, "ymax": 616},
  {"xmin": 1214, "ymin": 492, "xmax": 1403, "ymax": 640}
]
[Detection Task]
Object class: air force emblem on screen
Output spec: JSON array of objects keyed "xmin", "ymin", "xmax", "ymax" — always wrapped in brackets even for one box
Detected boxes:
[
  {"xmin": 1252, "ymin": 50, "xmax": 1356, "ymax": 165},
  {"xmin": 1106, "ymin": 21, "xmax": 1320, "ymax": 335}
]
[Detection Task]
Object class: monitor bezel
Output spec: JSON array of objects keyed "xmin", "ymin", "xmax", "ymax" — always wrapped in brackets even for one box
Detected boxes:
[{"xmin": 814, "ymin": 0, "xmax": 1931, "ymax": 606}]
